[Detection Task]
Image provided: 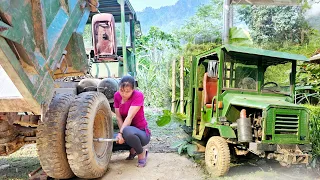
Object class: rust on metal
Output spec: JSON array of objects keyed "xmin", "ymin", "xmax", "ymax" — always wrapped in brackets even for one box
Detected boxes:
[
  {"xmin": 31, "ymin": 0, "xmax": 48, "ymax": 57},
  {"xmin": 267, "ymin": 145, "xmax": 311, "ymax": 167},
  {"xmin": 240, "ymin": 109, "xmax": 246, "ymax": 118},
  {"xmin": 0, "ymin": 24, "xmax": 8, "ymax": 32},
  {"xmin": 92, "ymin": 13, "xmax": 118, "ymax": 62},
  {"xmin": 88, "ymin": 0, "xmax": 100, "ymax": 12},
  {"xmin": 28, "ymin": 167, "xmax": 48, "ymax": 180},
  {"xmin": 234, "ymin": 147, "xmax": 249, "ymax": 156}
]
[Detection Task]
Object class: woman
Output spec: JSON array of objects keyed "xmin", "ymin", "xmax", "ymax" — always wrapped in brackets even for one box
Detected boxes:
[{"xmin": 114, "ymin": 75, "xmax": 151, "ymax": 167}]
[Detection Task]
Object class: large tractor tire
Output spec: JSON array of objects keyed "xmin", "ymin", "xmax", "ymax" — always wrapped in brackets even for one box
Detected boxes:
[
  {"xmin": 205, "ymin": 136, "xmax": 230, "ymax": 177},
  {"xmin": 37, "ymin": 93, "xmax": 75, "ymax": 179},
  {"xmin": 66, "ymin": 92, "xmax": 113, "ymax": 179}
]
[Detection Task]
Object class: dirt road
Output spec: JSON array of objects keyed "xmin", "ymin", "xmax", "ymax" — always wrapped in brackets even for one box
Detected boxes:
[{"xmin": 101, "ymin": 152, "xmax": 205, "ymax": 180}]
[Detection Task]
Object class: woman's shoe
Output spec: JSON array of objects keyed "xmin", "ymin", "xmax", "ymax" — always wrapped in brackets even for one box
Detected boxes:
[
  {"xmin": 137, "ymin": 150, "xmax": 148, "ymax": 167},
  {"xmin": 125, "ymin": 153, "xmax": 137, "ymax": 160}
]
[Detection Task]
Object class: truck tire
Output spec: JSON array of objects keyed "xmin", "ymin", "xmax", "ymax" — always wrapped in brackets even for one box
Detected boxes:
[
  {"xmin": 66, "ymin": 92, "xmax": 113, "ymax": 179},
  {"xmin": 205, "ymin": 136, "xmax": 230, "ymax": 177},
  {"xmin": 37, "ymin": 93, "xmax": 75, "ymax": 179}
]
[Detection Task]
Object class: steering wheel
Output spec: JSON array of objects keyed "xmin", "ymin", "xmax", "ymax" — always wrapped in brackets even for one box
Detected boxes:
[{"xmin": 262, "ymin": 82, "xmax": 278, "ymax": 89}]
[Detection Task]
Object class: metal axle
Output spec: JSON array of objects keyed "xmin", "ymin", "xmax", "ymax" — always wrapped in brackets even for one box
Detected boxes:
[{"xmin": 93, "ymin": 138, "xmax": 118, "ymax": 142}]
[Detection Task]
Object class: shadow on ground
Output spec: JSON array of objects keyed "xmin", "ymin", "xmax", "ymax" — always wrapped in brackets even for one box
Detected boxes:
[{"xmin": 217, "ymin": 156, "xmax": 320, "ymax": 180}]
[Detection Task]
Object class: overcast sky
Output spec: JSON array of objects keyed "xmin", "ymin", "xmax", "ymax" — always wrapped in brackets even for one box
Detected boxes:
[{"xmin": 130, "ymin": 0, "xmax": 179, "ymax": 12}]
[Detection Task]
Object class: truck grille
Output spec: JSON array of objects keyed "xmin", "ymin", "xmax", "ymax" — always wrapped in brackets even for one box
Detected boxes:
[{"xmin": 275, "ymin": 114, "xmax": 299, "ymax": 135}]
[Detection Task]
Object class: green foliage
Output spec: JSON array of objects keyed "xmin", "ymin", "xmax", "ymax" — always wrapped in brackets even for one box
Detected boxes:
[
  {"xmin": 83, "ymin": 24, "xmax": 92, "ymax": 49},
  {"xmin": 298, "ymin": 63, "xmax": 320, "ymax": 90},
  {"xmin": 303, "ymin": 105, "xmax": 320, "ymax": 159},
  {"xmin": 174, "ymin": 0, "xmax": 223, "ymax": 44},
  {"xmin": 156, "ymin": 110, "xmax": 187, "ymax": 127},
  {"xmin": 264, "ymin": 63, "xmax": 291, "ymax": 87},
  {"xmin": 170, "ymin": 137, "xmax": 198, "ymax": 157},
  {"xmin": 296, "ymin": 91, "xmax": 320, "ymax": 104},
  {"xmin": 238, "ymin": 5, "xmax": 320, "ymax": 94},
  {"xmin": 136, "ymin": 27, "xmax": 181, "ymax": 108},
  {"xmin": 238, "ymin": 6, "xmax": 311, "ymax": 47},
  {"xmin": 229, "ymin": 27, "xmax": 253, "ymax": 46}
]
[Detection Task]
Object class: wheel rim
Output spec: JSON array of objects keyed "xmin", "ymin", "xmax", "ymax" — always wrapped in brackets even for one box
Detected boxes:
[{"xmin": 93, "ymin": 108, "xmax": 108, "ymax": 158}]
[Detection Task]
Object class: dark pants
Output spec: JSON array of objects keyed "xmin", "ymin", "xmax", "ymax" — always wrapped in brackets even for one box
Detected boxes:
[{"xmin": 122, "ymin": 126, "xmax": 150, "ymax": 154}]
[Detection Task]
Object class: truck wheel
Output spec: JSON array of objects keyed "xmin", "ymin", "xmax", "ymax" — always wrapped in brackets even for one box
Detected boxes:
[
  {"xmin": 37, "ymin": 93, "xmax": 75, "ymax": 179},
  {"xmin": 205, "ymin": 136, "xmax": 230, "ymax": 177},
  {"xmin": 66, "ymin": 92, "xmax": 113, "ymax": 179}
]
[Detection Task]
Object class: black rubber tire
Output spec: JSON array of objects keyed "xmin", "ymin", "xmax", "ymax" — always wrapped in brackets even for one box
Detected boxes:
[
  {"xmin": 205, "ymin": 136, "xmax": 230, "ymax": 177},
  {"xmin": 66, "ymin": 92, "xmax": 113, "ymax": 179},
  {"xmin": 37, "ymin": 93, "xmax": 75, "ymax": 179}
]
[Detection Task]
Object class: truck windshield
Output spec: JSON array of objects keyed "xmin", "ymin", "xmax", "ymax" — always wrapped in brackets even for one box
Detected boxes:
[
  {"xmin": 262, "ymin": 62, "xmax": 292, "ymax": 95},
  {"xmin": 223, "ymin": 59, "xmax": 258, "ymax": 91}
]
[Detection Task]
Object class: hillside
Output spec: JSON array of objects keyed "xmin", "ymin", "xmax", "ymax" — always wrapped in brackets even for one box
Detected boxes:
[
  {"xmin": 136, "ymin": 0, "xmax": 210, "ymax": 33},
  {"xmin": 136, "ymin": 1, "xmax": 320, "ymax": 34}
]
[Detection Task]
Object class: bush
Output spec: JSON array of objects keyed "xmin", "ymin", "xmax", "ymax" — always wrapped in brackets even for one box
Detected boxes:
[{"xmin": 304, "ymin": 105, "xmax": 320, "ymax": 158}]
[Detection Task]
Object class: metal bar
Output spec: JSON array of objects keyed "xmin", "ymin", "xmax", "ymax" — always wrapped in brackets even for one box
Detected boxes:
[
  {"xmin": 275, "ymin": 121, "xmax": 298, "ymax": 124},
  {"xmin": 275, "ymin": 129, "xmax": 297, "ymax": 132},
  {"xmin": 223, "ymin": 0, "xmax": 231, "ymax": 44},
  {"xmin": 276, "ymin": 117, "xmax": 298, "ymax": 120},
  {"xmin": 94, "ymin": 138, "xmax": 118, "ymax": 142},
  {"xmin": 118, "ymin": 0, "xmax": 128, "ymax": 74},
  {"xmin": 275, "ymin": 124, "xmax": 298, "ymax": 127},
  {"xmin": 291, "ymin": 60, "xmax": 296, "ymax": 99},
  {"xmin": 25, "ymin": 137, "xmax": 37, "ymax": 141}
]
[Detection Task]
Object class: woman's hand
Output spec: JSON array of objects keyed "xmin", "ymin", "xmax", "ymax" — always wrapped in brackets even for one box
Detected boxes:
[{"xmin": 117, "ymin": 133, "xmax": 125, "ymax": 144}]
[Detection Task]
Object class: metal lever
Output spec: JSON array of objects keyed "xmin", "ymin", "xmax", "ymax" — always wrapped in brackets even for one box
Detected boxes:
[{"xmin": 94, "ymin": 138, "xmax": 118, "ymax": 142}]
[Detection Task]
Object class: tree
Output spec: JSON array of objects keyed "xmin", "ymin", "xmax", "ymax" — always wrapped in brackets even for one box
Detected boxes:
[
  {"xmin": 174, "ymin": 0, "xmax": 223, "ymax": 44},
  {"xmin": 136, "ymin": 27, "xmax": 180, "ymax": 108},
  {"xmin": 238, "ymin": 6, "xmax": 312, "ymax": 48}
]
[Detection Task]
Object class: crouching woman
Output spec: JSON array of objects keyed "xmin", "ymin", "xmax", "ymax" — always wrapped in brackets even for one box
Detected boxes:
[{"xmin": 114, "ymin": 75, "xmax": 151, "ymax": 167}]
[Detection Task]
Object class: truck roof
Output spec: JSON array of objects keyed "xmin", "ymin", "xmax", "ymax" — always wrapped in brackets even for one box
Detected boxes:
[
  {"xmin": 88, "ymin": 0, "xmax": 136, "ymax": 23},
  {"xmin": 310, "ymin": 53, "xmax": 320, "ymax": 64},
  {"xmin": 197, "ymin": 44, "xmax": 309, "ymax": 66}
]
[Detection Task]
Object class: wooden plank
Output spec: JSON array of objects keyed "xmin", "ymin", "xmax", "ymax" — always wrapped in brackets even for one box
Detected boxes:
[
  {"xmin": 180, "ymin": 56, "xmax": 184, "ymax": 114},
  {"xmin": 171, "ymin": 59, "xmax": 176, "ymax": 113}
]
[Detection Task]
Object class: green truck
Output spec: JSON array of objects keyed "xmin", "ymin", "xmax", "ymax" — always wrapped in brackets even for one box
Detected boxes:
[
  {"xmin": 187, "ymin": 45, "xmax": 312, "ymax": 176},
  {"xmin": 0, "ymin": 0, "xmax": 139, "ymax": 179}
]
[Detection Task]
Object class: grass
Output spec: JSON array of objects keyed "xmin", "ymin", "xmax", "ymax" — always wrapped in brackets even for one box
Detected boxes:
[
  {"xmin": 144, "ymin": 108, "xmax": 190, "ymax": 153},
  {"xmin": 0, "ymin": 145, "xmax": 40, "ymax": 180}
]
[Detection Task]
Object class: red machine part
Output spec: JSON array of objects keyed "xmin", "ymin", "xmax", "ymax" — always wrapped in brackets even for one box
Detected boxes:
[{"xmin": 92, "ymin": 13, "xmax": 117, "ymax": 62}]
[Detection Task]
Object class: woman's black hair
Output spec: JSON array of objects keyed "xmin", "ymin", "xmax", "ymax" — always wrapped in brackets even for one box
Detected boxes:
[{"xmin": 119, "ymin": 75, "xmax": 135, "ymax": 89}]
